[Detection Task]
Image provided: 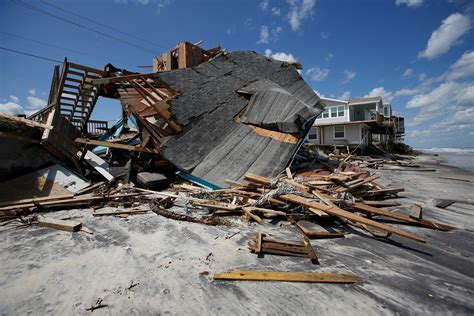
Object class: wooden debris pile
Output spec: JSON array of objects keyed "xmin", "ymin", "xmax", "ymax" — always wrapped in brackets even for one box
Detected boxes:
[
  {"xmin": 329, "ymin": 153, "xmax": 422, "ymax": 170},
  {"xmin": 163, "ymin": 168, "xmax": 456, "ymax": 245}
]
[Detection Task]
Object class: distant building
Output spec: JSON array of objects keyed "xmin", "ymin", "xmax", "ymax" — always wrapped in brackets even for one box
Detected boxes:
[{"xmin": 306, "ymin": 96, "xmax": 400, "ymax": 151}]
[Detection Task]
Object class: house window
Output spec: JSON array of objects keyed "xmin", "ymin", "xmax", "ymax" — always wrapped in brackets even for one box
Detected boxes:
[
  {"xmin": 330, "ymin": 106, "xmax": 337, "ymax": 118},
  {"xmin": 334, "ymin": 125, "xmax": 345, "ymax": 139},
  {"xmin": 308, "ymin": 127, "xmax": 317, "ymax": 140},
  {"xmin": 322, "ymin": 108, "xmax": 329, "ymax": 118},
  {"xmin": 337, "ymin": 105, "xmax": 345, "ymax": 117}
]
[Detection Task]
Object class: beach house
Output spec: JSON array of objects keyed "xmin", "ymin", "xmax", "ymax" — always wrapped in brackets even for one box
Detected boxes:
[{"xmin": 306, "ymin": 96, "xmax": 398, "ymax": 151}]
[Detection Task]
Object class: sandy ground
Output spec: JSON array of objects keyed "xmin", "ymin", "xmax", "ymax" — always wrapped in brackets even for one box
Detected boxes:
[{"xmin": 0, "ymin": 154, "xmax": 473, "ymax": 315}]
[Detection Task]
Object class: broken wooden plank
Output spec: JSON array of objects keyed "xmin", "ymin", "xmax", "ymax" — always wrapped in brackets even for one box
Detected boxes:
[
  {"xmin": 280, "ymin": 194, "xmax": 426, "ymax": 243},
  {"xmin": 213, "ymin": 271, "xmax": 360, "ymax": 283},
  {"xmin": 297, "ymin": 221, "xmax": 345, "ymax": 238},
  {"xmin": 255, "ymin": 228, "xmax": 263, "ymax": 254},
  {"xmin": 302, "ymin": 236, "xmax": 318, "ymax": 263},
  {"xmin": 93, "ymin": 209, "xmax": 150, "ymax": 216},
  {"xmin": 409, "ymin": 204, "xmax": 423, "ymax": 220},
  {"xmin": 0, "ymin": 192, "xmax": 149, "ymax": 213},
  {"xmin": 346, "ymin": 202, "xmax": 455, "ymax": 231},
  {"xmin": 75, "ymin": 138, "xmax": 160, "ymax": 154},
  {"xmin": 0, "ymin": 113, "xmax": 53, "ymax": 130},
  {"xmin": 0, "ymin": 194, "xmax": 74, "ymax": 208},
  {"xmin": 361, "ymin": 201, "xmax": 401, "ymax": 207},
  {"xmin": 38, "ymin": 218, "xmax": 82, "ymax": 232}
]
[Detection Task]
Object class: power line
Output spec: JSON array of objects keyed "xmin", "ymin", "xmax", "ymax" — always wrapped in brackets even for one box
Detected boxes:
[
  {"xmin": 0, "ymin": 46, "xmax": 62, "ymax": 63},
  {"xmin": 39, "ymin": 0, "xmax": 166, "ymax": 50},
  {"xmin": 11, "ymin": 0, "xmax": 158, "ymax": 55},
  {"xmin": 1, "ymin": 31, "xmax": 137, "ymax": 68}
]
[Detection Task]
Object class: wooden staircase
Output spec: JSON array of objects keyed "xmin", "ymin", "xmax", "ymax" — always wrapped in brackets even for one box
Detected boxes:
[{"xmin": 56, "ymin": 61, "xmax": 107, "ymax": 133}]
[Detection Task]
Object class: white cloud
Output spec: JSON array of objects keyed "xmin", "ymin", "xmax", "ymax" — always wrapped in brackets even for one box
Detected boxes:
[
  {"xmin": 445, "ymin": 50, "xmax": 474, "ymax": 81},
  {"xmin": 306, "ymin": 67, "xmax": 329, "ymax": 82},
  {"xmin": 343, "ymin": 69, "xmax": 356, "ymax": 83},
  {"xmin": 402, "ymin": 68, "xmax": 414, "ymax": 77},
  {"xmin": 365, "ymin": 87, "xmax": 394, "ymax": 102},
  {"xmin": 26, "ymin": 96, "xmax": 47, "ymax": 109},
  {"xmin": 406, "ymin": 81, "xmax": 461, "ymax": 109},
  {"xmin": 418, "ymin": 73, "xmax": 428, "ymax": 81},
  {"xmin": 325, "ymin": 53, "xmax": 333, "ymax": 62},
  {"xmin": 418, "ymin": 13, "xmax": 471, "ymax": 60},
  {"xmin": 260, "ymin": 0, "xmax": 269, "ymax": 11},
  {"xmin": 272, "ymin": 26, "xmax": 283, "ymax": 39},
  {"xmin": 405, "ymin": 81, "xmax": 474, "ymax": 125},
  {"xmin": 320, "ymin": 31, "xmax": 329, "ymax": 39},
  {"xmin": 395, "ymin": 0, "xmax": 423, "ymax": 8},
  {"xmin": 0, "ymin": 101, "xmax": 25, "ymax": 115},
  {"xmin": 394, "ymin": 87, "xmax": 420, "ymax": 97},
  {"xmin": 287, "ymin": 0, "xmax": 316, "ymax": 32},
  {"xmin": 257, "ymin": 25, "xmax": 270, "ymax": 44},
  {"xmin": 265, "ymin": 49, "xmax": 298, "ymax": 63},
  {"xmin": 257, "ymin": 25, "xmax": 282, "ymax": 44},
  {"xmin": 339, "ymin": 91, "xmax": 352, "ymax": 100},
  {"xmin": 9, "ymin": 95, "xmax": 19, "ymax": 103},
  {"xmin": 28, "ymin": 89, "xmax": 35, "ymax": 95},
  {"xmin": 115, "ymin": 0, "xmax": 171, "ymax": 14},
  {"xmin": 271, "ymin": 7, "xmax": 281, "ymax": 15}
]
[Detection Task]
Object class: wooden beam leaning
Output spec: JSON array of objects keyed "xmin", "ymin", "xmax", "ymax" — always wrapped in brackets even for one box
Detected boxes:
[
  {"xmin": 213, "ymin": 271, "xmax": 360, "ymax": 284},
  {"xmin": 75, "ymin": 138, "xmax": 160, "ymax": 154}
]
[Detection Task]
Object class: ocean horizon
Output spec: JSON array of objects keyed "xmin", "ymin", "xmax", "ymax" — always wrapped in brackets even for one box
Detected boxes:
[{"xmin": 418, "ymin": 147, "xmax": 474, "ymax": 173}]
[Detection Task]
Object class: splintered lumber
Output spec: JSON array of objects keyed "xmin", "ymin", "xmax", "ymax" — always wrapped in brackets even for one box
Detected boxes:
[
  {"xmin": 346, "ymin": 175, "xmax": 379, "ymax": 189},
  {"xmin": 255, "ymin": 228, "xmax": 263, "ymax": 254},
  {"xmin": 361, "ymin": 201, "xmax": 401, "ymax": 207},
  {"xmin": 38, "ymin": 218, "xmax": 82, "ymax": 232},
  {"xmin": 0, "ymin": 192, "xmax": 150, "ymax": 213},
  {"xmin": 361, "ymin": 188, "xmax": 405, "ymax": 196},
  {"xmin": 297, "ymin": 221, "xmax": 345, "ymax": 238},
  {"xmin": 93, "ymin": 209, "xmax": 150, "ymax": 216},
  {"xmin": 213, "ymin": 271, "xmax": 360, "ymax": 284},
  {"xmin": 0, "ymin": 194, "xmax": 74, "ymax": 208},
  {"xmin": 280, "ymin": 195, "xmax": 426, "ymax": 243},
  {"xmin": 437, "ymin": 176, "xmax": 471, "ymax": 182},
  {"xmin": 75, "ymin": 138, "xmax": 160, "ymax": 154},
  {"xmin": 302, "ymin": 236, "xmax": 318, "ymax": 263},
  {"xmin": 346, "ymin": 202, "xmax": 455, "ymax": 231}
]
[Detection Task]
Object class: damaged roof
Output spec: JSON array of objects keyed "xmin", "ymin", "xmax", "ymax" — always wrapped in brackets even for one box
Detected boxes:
[{"xmin": 157, "ymin": 51, "xmax": 323, "ymax": 187}]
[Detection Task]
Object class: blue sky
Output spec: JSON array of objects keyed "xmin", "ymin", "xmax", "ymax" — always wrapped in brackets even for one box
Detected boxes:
[{"xmin": 1, "ymin": 0, "xmax": 473, "ymax": 149}]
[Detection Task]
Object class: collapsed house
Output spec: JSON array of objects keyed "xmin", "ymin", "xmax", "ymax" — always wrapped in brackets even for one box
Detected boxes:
[{"xmin": 0, "ymin": 41, "xmax": 323, "ymax": 189}]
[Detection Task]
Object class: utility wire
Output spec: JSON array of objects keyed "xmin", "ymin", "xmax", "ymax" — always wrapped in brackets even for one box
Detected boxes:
[
  {"xmin": 1, "ymin": 31, "xmax": 136, "ymax": 68},
  {"xmin": 39, "ymin": 0, "xmax": 166, "ymax": 50},
  {"xmin": 0, "ymin": 46, "xmax": 62, "ymax": 63},
  {"xmin": 10, "ymin": 0, "xmax": 157, "ymax": 54}
]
